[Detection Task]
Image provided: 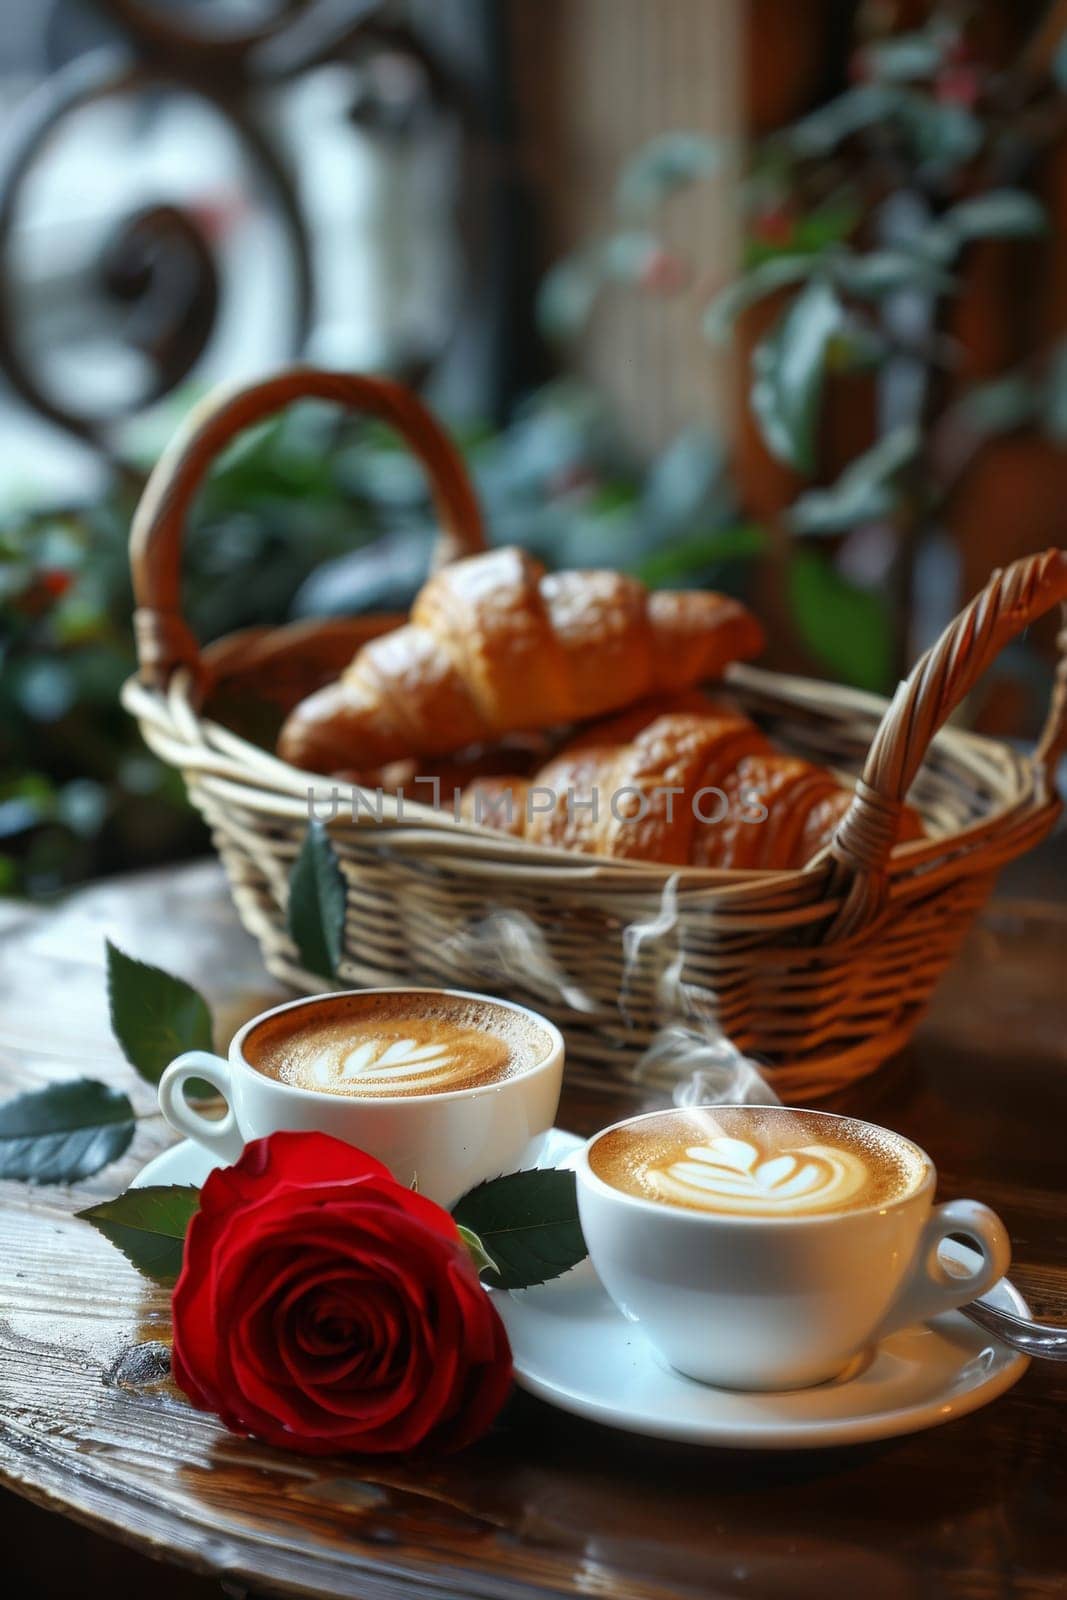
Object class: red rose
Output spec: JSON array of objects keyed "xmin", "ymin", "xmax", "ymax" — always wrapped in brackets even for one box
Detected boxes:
[{"xmin": 171, "ymin": 1131, "xmax": 512, "ymax": 1455}]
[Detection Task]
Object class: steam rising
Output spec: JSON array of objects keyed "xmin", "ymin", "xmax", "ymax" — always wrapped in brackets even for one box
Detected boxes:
[
  {"xmin": 622, "ymin": 875, "xmax": 779, "ymax": 1107},
  {"xmin": 448, "ymin": 875, "xmax": 778, "ymax": 1107},
  {"xmin": 441, "ymin": 910, "xmax": 600, "ymax": 1015}
]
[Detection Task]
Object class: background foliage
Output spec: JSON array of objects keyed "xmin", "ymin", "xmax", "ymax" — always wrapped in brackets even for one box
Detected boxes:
[
  {"xmin": 4, "ymin": 2, "xmax": 1065, "ymax": 901},
  {"xmin": 1, "ymin": 384, "xmax": 748, "ymax": 897},
  {"xmin": 540, "ymin": 4, "xmax": 1067, "ymax": 695}
]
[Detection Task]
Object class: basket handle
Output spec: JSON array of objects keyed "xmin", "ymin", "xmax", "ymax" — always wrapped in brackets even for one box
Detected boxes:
[
  {"xmin": 826, "ymin": 546, "xmax": 1067, "ymax": 939},
  {"xmin": 130, "ymin": 366, "xmax": 487, "ymax": 690}
]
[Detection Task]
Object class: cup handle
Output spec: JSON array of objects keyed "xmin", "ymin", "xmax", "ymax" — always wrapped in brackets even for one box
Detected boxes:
[
  {"xmin": 877, "ymin": 1199, "xmax": 1011, "ymax": 1336},
  {"xmin": 158, "ymin": 1051, "xmax": 245, "ymax": 1164}
]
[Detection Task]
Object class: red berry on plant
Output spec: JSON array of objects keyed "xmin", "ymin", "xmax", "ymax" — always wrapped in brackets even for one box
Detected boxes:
[
  {"xmin": 935, "ymin": 64, "xmax": 980, "ymax": 107},
  {"xmin": 40, "ymin": 570, "xmax": 74, "ymax": 600},
  {"xmin": 753, "ymin": 208, "xmax": 795, "ymax": 248},
  {"xmin": 638, "ymin": 249, "xmax": 689, "ymax": 295}
]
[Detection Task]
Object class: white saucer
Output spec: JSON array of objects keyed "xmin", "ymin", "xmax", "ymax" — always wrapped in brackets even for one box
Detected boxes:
[
  {"xmin": 493, "ymin": 1137, "xmax": 1031, "ymax": 1449},
  {"xmin": 131, "ymin": 1125, "xmax": 583, "ymax": 1189},
  {"xmin": 134, "ymin": 1131, "xmax": 1031, "ymax": 1450}
]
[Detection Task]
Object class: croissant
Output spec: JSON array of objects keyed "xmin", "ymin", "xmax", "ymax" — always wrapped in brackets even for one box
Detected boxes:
[
  {"xmin": 277, "ymin": 546, "xmax": 764, "ymax": 773},
  {"xmin": 460, "ymin": 701, "xmax": 923, "ymax": 870}
]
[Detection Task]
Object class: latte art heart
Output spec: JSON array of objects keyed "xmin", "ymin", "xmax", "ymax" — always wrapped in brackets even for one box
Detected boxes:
[
  {"xmin": 244, "ymin": 994, "xmax": 547, "ymax": 1097},
  {"xmin": 313, "ymin": 1036, "xmax": 460, "ymax": 1090},
  {"xmin": 647, "ymin": 1135, "xmax": 868, "ymax": 1215},
  {"xmin": 589, "ymin": 1107, "xmax": 925, "ymax": 1217}
]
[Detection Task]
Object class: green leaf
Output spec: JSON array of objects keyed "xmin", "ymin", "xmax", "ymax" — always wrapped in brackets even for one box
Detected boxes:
[
  {"xmin": 1042, "ymin": 342, "xmax": 1067, "ymax": 442},
  {"xmin": 457, "ymin": 1223, "xmax": 500, "ymax": 1278},
  {"xmin": 600, "ymin": 230, "xmax": 661, "ymax": 282},
  {"xmin": 788, "ymin": 551, "xmax": 894, "ymax": 693},
  {"xmin": 1054, "ymin": 35, "xmax": 1067, "ymax": 92},
  {"xmin": 793, "ymin": 198, "xmax": 861, "ymax": 253},
  {"xmin": 642, "ymin": 427, "xmax": 725, "ymax": 536},
  {"xmin": 616, "ymin": 132, "xmax": 721, "ymax": 216},
  {"xmin": 746, "ymin": 198, "xmax": 861, "ymax": 268},
  {"xmin": 451, "ymin": 1168, "xmax": 587, "ymax": 1291},
  {"xmin": 862, "ymin": 27, "xmax": 952, "ymax": 84},
  {"xmin": 919, "ymin": 191, "xmax": 1046, "ymax": 265},
  {"xmin": 639, "ymin": 524, "xmax": 768, "ymax": 587},
  {"xmin": 783, "ymin": 85, "xmax": 897, "ymax": 158},
  {"xmin": 106, "ymin": 940, "xmax": 214, "ymax": 1087},
  {"xmin": 703, "ymin": 254, "xmax": 820, "ymax": 343},
  {"xmin": 751, "ymin": 278, "xmax": 843, "ymax": 473},
  {"xmin": 961, "ymin": 375, "xmax": 1038, "ymax": 438},
  {"xmin": 896, "ymin": 96, "xmax": 982, "ymax": 176},
  {"xmin": 939, "ymin": 190, "xmax": 1047, "ymax": 247},
  {"xmin": 77, "ymin": 1184, "xmax": 199, "ymax": 1285},
  {"xmin": 790, "ymin": 424, "xmax": 920, "ymax": 535},
  {"xmin": 831, "ymin": 248, "xmax": 954, "ymax": 298},
  {"xmin": 0, "ymin": 1079, "xmax": 135, "ymax": 1184},
  {"xmin": 537, "ymin": 253, "xmax": 603, "ymax": 340},
  {"xmin": 824, "ymin": 316, "xmax": 888, "ymax": 373},
  {"xmin": 288, "ymin": 820, "xmax": 346, "ymax": 979}
]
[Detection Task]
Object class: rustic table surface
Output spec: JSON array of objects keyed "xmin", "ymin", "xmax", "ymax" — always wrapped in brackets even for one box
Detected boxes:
[{"xmin": 1, "ymin": 849, "xmax": 1066, "ymax": 1600}]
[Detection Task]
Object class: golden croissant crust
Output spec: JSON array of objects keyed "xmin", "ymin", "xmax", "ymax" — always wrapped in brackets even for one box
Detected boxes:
[
  {"xmin": 277, "ymin": 547, "xmax": 764, "ymax": 773},
  {"xmin": 458, "ymin": 700, "xmax": 924, "ymax": 871}
]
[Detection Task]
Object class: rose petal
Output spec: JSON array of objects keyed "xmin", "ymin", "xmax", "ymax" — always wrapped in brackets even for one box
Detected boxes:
[
  {"xmin": 229, "ymin": 1252, "xmax": 433, "ymax": 1435},
  {"xmin": 170, "ymin": 1130, "xmax": 512, "ymax": 1455}
]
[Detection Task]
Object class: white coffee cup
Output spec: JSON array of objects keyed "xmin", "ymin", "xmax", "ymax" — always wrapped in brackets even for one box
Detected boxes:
[
  {"xmin": 576, "ymin": 1106, "xmax": 1011, "ymax": 1391},
  {"xmin": 158, "ymin": 987, "xmax": 564, "ymax": 1207}
]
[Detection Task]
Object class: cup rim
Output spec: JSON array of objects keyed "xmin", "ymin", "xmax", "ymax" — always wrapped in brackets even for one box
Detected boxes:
[
  {"xmin": 229, "ymin": 986, "xmax": 565, "ymax": 1104},
  {"xmin": 578, "ymin": 1104, "xmax": 935, "ymax": 1225}
]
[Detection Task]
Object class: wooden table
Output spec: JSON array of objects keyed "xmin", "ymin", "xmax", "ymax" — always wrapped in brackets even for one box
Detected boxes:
[{"xmin": 1, "ymin": 850, "xmax": 1066, "ymax": 1600}]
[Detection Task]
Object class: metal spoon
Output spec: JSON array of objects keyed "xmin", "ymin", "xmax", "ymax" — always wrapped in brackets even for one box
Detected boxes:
[{"xmin": 960, "ymin": 1298, "xmax": 1067, "ymax": 1359}]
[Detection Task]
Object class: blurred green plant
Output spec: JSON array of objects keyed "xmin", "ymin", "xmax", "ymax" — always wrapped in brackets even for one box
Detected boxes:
[
  {"xmin": 1, "ymin": 385, "xmax": 747, "ymax": 899},
  {"xmin": 9, "ymin": 5, "xmax": 1066, "ymax": 900},
  {"xmin": 0, "ymin": 399, "xmax": 436, "ymax": 897},
  {"xmin": 539, "ymin": 2, "xmax": 1067, "ymax": 692}
]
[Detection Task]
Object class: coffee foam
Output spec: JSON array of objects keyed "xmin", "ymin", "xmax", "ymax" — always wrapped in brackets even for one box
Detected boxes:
[
  {"xmin": 589, "ymin": 1107, "xmax": 927, "ymax": 1217},
  {"xmin": 244, "ymin": 993, "xmax": 549, "ymax": 1097}
]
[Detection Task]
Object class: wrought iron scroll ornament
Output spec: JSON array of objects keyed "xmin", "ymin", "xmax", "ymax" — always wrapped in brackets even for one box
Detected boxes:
[{"xmin": 0, "ymin": 0, "xmax": 471, "ymax": 471}]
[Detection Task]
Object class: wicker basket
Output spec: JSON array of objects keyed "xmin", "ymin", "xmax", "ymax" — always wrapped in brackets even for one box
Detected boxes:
[{"xmin": 123, "ymin": 368, "xmax": 1067, "ymax": 1101}]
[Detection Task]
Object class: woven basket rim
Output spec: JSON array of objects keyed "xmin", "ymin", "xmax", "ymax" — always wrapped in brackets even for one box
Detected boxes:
[
  {"xmin": 121, "ymin": 651, "xmax": 1057, "ymax": 898},
  {"xmin": 117, "ymin": 361, "xmax": 1067, "ymax": 1095}
]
